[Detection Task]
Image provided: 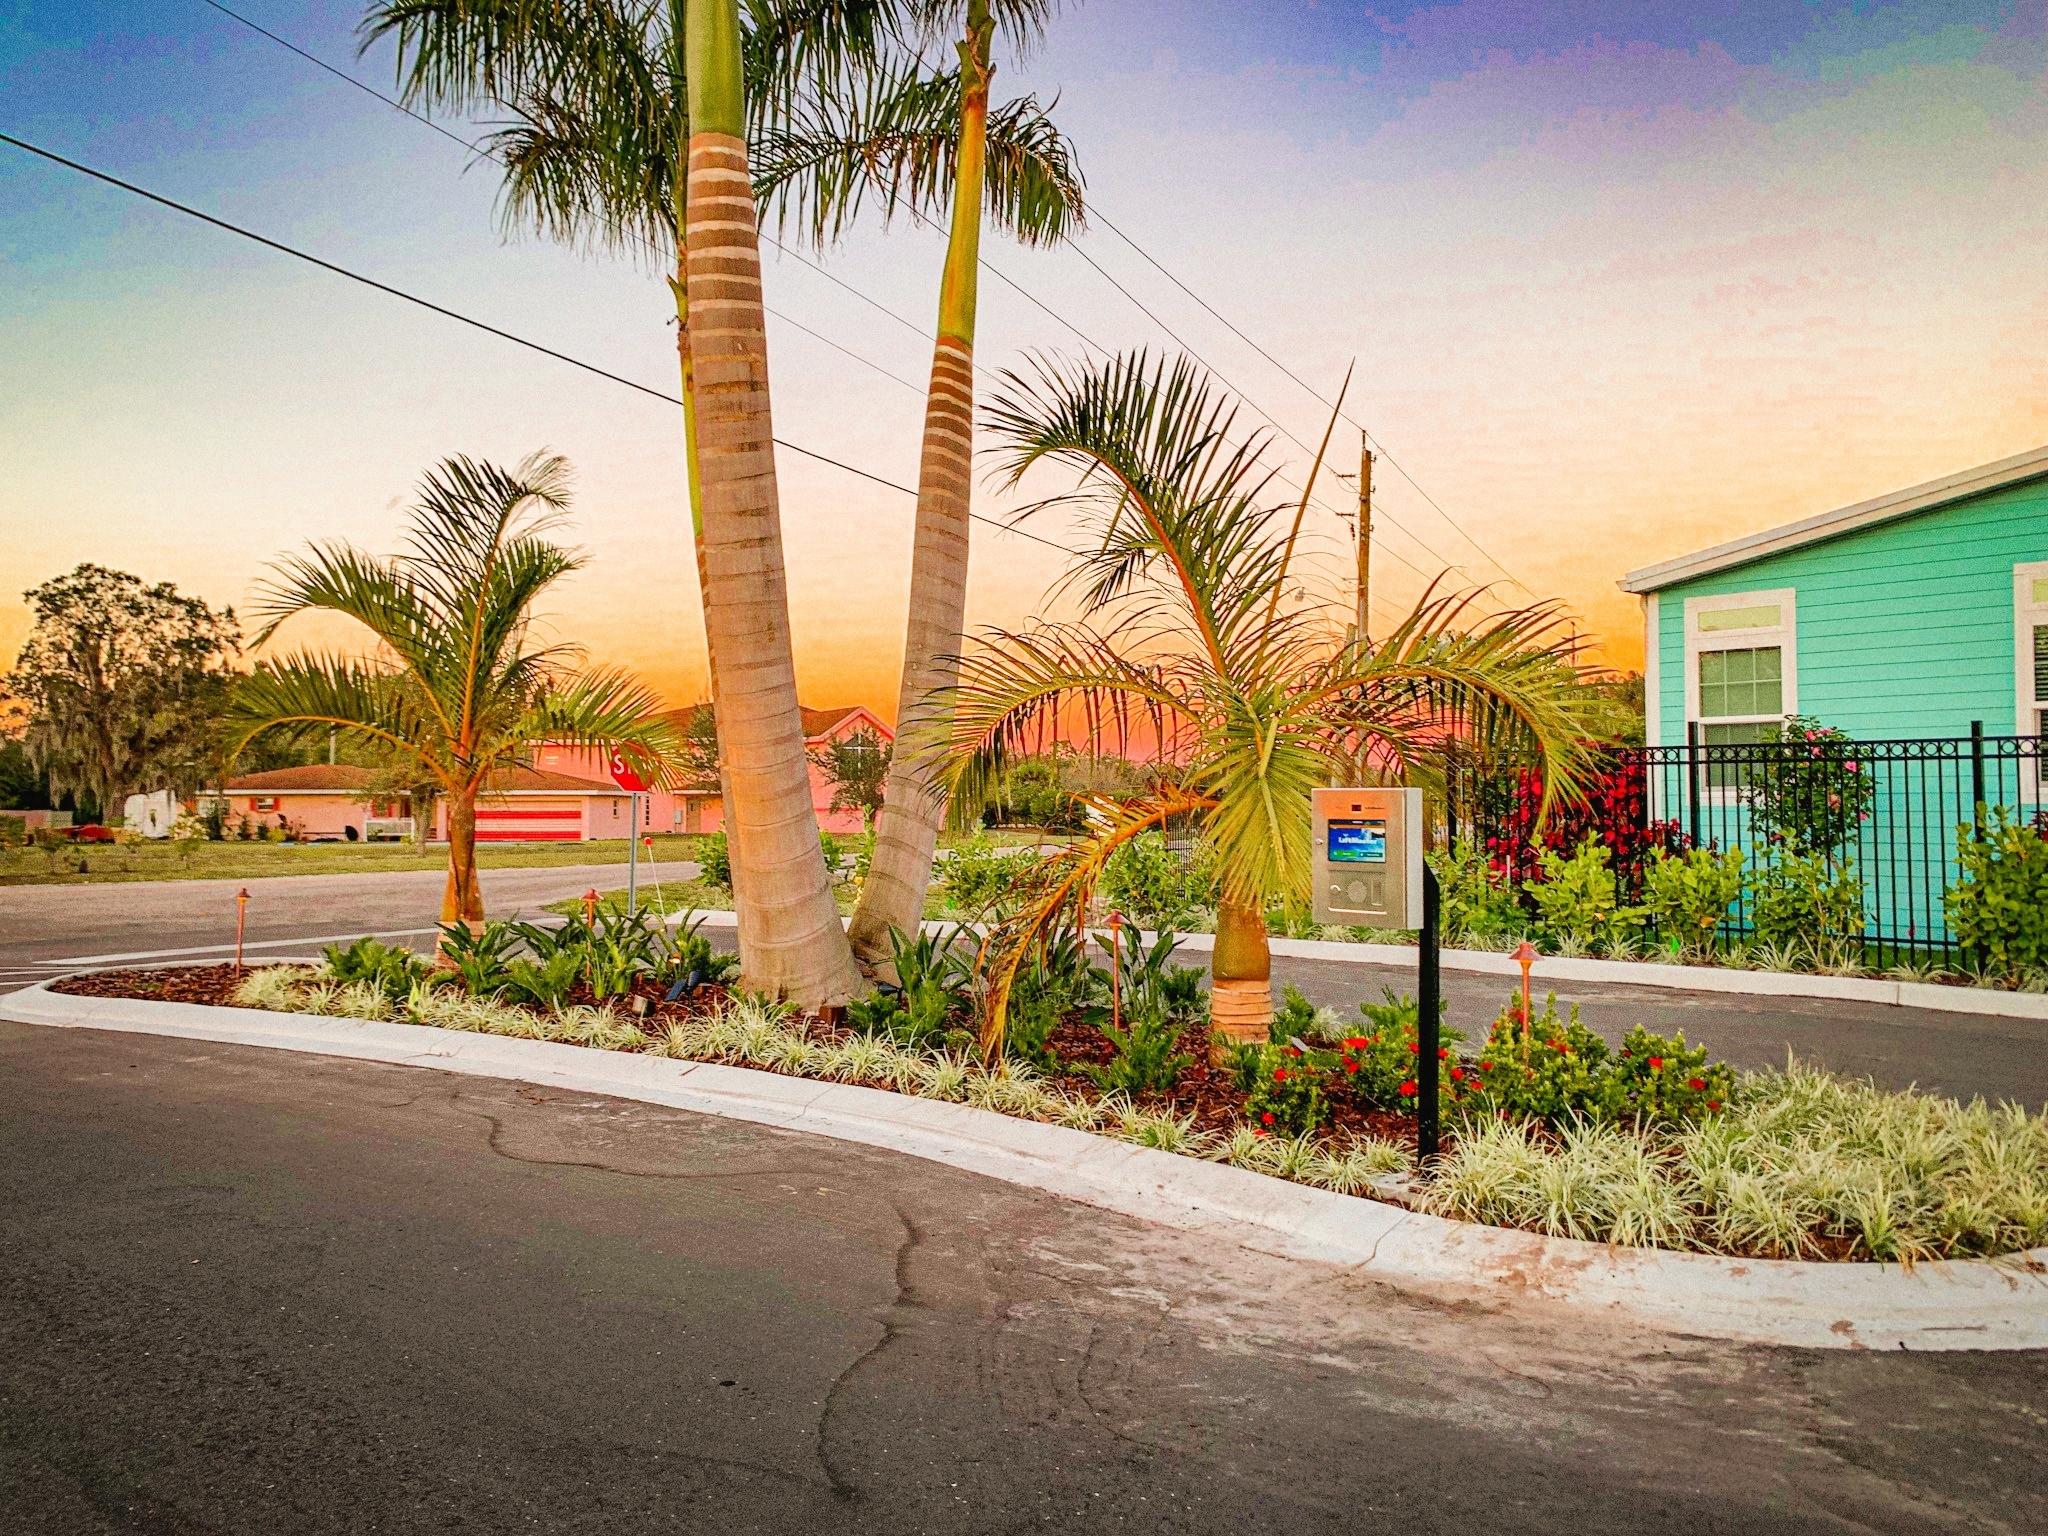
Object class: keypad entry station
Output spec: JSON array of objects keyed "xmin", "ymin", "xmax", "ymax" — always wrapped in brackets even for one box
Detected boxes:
[{"xmin": 1311, "ymin": 787, "xmax": 1424, "ymax": 929}]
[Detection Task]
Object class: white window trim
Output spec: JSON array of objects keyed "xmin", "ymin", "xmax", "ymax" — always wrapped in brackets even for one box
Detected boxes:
[
  {"xmin": 1683, "ymin": 587, "xmax": 1797, "ymax": 736},
  {"xmin": 2016, "ymin": 561, "xmax": 2048, "ymax": 737},
  {"xmin": 1642, "ymin": 593, "xmax": 1661, "ymax": 749},
  {"xmin": 2018, "ymin": 562, "xmax": 2048, "ymax": 802}
]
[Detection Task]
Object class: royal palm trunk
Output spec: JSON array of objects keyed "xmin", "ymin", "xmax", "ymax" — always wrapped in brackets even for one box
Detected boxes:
[
  {"xmin": 849, "ymin": 1, "xmax": 994, "ymax": 963},
  {"xmin": 684, "ymin": 0, "xmax": 861, "ymax": 1004}
]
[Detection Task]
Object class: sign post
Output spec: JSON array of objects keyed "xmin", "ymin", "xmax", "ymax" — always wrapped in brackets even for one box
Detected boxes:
[
  {"xmin": 608, "ymin": 752, "xmax": 650, "ymax": 919},
  {"xmin": 1311, "ymin": 787, "xmax": 1439, "ymax": 1160}
]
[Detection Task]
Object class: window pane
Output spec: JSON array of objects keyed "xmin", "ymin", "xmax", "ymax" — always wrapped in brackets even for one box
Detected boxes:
[
  {"xmin": 1703, "ymin": 722, "xmax": 1768, "ymax": 790},
  {"xmin": 1697, "ymin": 646, "xmax": 1783, "ymax": 720},
  {"xmin": 1699, "ymin": 605, "xmax": 1781, "ymax": 633},
  {"xmin": 2035, "ymin": 625, "xmax": 2047, "ymax": 703}
]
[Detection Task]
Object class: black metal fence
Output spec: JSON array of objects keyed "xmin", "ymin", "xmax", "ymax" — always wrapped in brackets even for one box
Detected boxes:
[{"xmin": 1459, "ymin": 724, "xmax": 2046, "ymax": 963}]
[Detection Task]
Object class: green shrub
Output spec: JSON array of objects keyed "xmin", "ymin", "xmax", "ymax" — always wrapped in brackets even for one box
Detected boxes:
[
  {"xmin": 1099, "ymin": 832, "xmax": 1215, "ymax": 930},
  {"xmin": 1522, "ymin": 837, "xmax": 1645, "ymax": 948},
  {"xmin": 437, "ymin": 921, "xmax": 521, "ymax": 995},
  {"xmin": 503, "ymin": 951, "xmax": 583, "ymax": 1011},
  {"xmin": 848, "ymin": 926, "xmax": 976, "ymax": 1051},
  {"xmin": 1610, "ymin": 1026, "xmax": 1733, "ymax": 1121},
  {"xmin": 1641, "ymin": 846, "xmax": 1745, "ymax": 954},
  {"xmin": 1080, "ymin": 1000, "xmax": 1191, "ymax": 1095},
  {"xmin": 0, "ymin": 814, "xmax": 24, "ymax": 848},
  {"xmin": 321, "ymin": 935, "xmax": 432, "ymax": 1002},
  {"xmin": 1945, "ymin": 808, "xmax": 2048, "ymax": 981},
  {"xmin": 1749, "ymin": 850, "xmax": 1863, "ymax": 951},
  {"xmin": 938, "ymin": 834, "xmax": 1038, "ymax": 918},
  {"xmin": 1321, "ymin": 989, "xmax": 1466, "ymax": 1116},
  {"xmin": 694, "ymin": 831, "xmax": 731, "ymax": 890},
  {"xmin": 664, "ymin": 914, "xmax": 740, "ymax": 988},
  {"xmin": 1431, "ymin": 839, "xmax": 1525, "ymax": 944}
]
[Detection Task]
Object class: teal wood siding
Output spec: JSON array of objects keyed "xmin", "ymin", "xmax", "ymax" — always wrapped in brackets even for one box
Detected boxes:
[{"xmin": 1657, "ymin": 474, "xmax": 2048, "ymax": 746}]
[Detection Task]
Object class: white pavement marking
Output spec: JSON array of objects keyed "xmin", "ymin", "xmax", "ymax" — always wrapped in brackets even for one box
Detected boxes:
[{"xmin": 28, "ymin": 930, "xmax": 447, "ymax": 968}]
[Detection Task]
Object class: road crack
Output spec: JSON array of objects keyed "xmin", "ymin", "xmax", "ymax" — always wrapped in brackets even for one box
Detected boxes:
[{"xmin": 814, "ymin": 1204, "xmax": 925, "ymax": 1503}]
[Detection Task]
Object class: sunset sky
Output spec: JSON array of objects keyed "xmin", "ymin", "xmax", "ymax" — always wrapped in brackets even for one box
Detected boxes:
[{"xmin": 4, "ymin": 1, "xmax": 2043, "ymax": 717}]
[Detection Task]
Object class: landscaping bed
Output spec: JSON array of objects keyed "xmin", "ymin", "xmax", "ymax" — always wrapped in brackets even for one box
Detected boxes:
[{"xmin": 50, "ymin": 924, "xmax": 2048, "ymax": 1267}]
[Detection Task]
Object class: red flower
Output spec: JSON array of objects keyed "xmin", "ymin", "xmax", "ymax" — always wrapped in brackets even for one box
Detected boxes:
[
  {"xmin": 1479, "ymin": 1061, "xmax": 1495, "ymax": 1072},
  {"xmin": 1688, "ymin": 1077, "xmax": 1706, "ymax": 1091},
  {"xmin": 1344, "ymin": 1060, "xmax": 1359, "ymax": 1074},
  {"xmin": 1648, "ymin": 1057, "xmax": 1663, "ymax": 1070},
  {"xmin": 1438, "ymin": 1047, "xmax": 1449, "ymax": 1059},
  {"xmin": 1272, "ymin": 1068, "xmax": 1288, "ymax": 1083},
  {"xmin": 1450, "ymin": 1067, "xmax": 1465, "ymax": 1082},
  {"xmin": 1260, "ymin": 1111, "xmax": 1275, "ymax": 1125},
  {"xmin": 1707, "ymin": 1100, "xmax": 1721, "ymax": 1111},
  {"xmin": 1407, "ymin": 1041, "xmax": 1419, "ymax": 1054},
  {"xmin": 1343, "ymin": 1037, "xmax": 1368, "ymax": 1050},
  {"xmin": 1398, "ymin": 1081, "xmax": 1418, "ymax": 1097}
]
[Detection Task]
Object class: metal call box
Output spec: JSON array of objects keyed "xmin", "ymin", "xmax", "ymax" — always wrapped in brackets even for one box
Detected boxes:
[{"xmin": 1312, "ymin": 787, "xmax": 1424, "ymax": 929}]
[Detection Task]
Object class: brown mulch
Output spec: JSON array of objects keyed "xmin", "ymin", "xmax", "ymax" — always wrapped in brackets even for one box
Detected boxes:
[
  {"xmin": 53, "ymin": 964, "xmax": 249, "ymax": 1005},
  {"xmin": 1038, "ymin": 1016, "xmax": 1423, "ymax": 1157}
]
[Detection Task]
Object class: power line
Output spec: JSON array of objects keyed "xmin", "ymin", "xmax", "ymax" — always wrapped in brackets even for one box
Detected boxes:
[
  {"xmin": 0, "ymin": 129, "xmax": 1082, "ymax": 560},
  {"xmin": 1059, "ymin": 241, "xmax": 1462, "ymax": 585},
  {"xmin": 1089, "ymin": 206, "xmax": 1535, "ymax": 599},
  {"xmin": 202, "ymin": 2, "xmax": 931, "ymax": 403}
]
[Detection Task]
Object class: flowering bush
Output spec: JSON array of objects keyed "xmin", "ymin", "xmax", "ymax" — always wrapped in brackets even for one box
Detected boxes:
[
  {"xmin": 1945, "ymin": 807, "xmax": 2048, "ymax": 982},
  {"xmin": 1743, "ymin": 716, "xmax": 1874, "ymax": 856},
  {"xmin": 1241, "ymin": 1041, "xmax": 1329, "ymax": 1135},
  {"xmin": 1330, "ymin": 989, "xmax": 1471, "ymax": 1116},
  {"xmin": 1464, "ymin": 997, "xmax": 1731, "ymax": 1126}
]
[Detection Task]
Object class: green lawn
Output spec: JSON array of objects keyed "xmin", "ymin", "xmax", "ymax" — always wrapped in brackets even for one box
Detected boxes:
[{"xmin": 0, "ymin": 834, "xmax": 714, "ymax": 887}]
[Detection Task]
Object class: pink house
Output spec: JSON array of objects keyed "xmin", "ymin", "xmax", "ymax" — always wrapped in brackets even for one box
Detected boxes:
[
  {"xmin": 533, "ymin": 704, "xmax": 892, "ymax": 837},
  {"xmin": 211, "ymin": 764, "xmax": 633, "ymax": 843}
]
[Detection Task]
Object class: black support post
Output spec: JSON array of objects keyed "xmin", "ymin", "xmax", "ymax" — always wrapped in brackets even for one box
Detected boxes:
[
  {"xmin": 1970, "ymin": 720, "xmax": 1986, "ymax": 835},
  {"xmin": 1417, "ymin": 864, "xmax": 1441, "ymax": 1162}
]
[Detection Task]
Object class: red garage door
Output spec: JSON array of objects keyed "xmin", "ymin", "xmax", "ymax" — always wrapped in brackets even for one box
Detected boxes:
[{"xmin": 475, "ymin": 800, "xmax": 584, "ymax": 842}]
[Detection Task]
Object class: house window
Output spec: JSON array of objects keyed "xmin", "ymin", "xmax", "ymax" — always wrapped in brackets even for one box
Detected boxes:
[
  {"xmin": 252, "ymin": 796, "xmax": 278, "ymax": 813},
  {"xmin": 1685, "ymin": 590, "xmax": 1796, "ymax": 788},
  {"xmin": 2019, "ymin": 563, "xmax": 2048, "ymax": 788}
]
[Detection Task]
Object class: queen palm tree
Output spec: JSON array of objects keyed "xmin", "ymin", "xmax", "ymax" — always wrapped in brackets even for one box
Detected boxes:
[
  {"xmin": 933, "ymin": 353, "xmax": 1607, "ymax": 1050},
  {"xmin": 363, "ymin": 0, "xmax": 1077, "ymax": 1001},
  {"xmin": 227, "ymin": 453, "xmax": 680, "ymax": 939}
]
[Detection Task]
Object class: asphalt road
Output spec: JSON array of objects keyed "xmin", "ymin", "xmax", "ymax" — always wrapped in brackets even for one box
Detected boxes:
[
  {"xmin": 0, "ymin": 863, "xmax": 700, "ymax": 997},
  {"xmin": 4, "ymin": 1023, "xmax": 2043, "ymax": 1535}
]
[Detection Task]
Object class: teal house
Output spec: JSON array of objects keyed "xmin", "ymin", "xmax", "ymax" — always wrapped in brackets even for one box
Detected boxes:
[{"xmin": 1622, "ymin": 446, "xmax": 2048, "ymax": 753}]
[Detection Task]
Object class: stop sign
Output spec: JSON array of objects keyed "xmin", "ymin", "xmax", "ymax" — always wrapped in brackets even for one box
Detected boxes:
[{"xmin": 608, "ymin": 750, "xmax": 649, "ymax": 792}]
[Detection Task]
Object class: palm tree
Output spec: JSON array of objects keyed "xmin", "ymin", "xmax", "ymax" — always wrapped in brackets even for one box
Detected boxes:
[
  {"xmin": 933, "ymin": 353, "xmax": 1607, "ymax": 1050},
  {"xmin": 227, "ymin": 453, "xmax": 680, "ymax": 938},
  {"xmin": 793, "ymin": 0, "xmax": 1086, "ymax": 964},
  {"xmin": 362, "ymin": 0, "xmax": 1077, "ymax": 1001}
]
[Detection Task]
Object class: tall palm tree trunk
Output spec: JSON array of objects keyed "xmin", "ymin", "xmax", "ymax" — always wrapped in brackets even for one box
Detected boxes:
[
  {"xmin": 1209, "ymin": 898, "xmax": 1271, "ymax": 1054},
  {"xmin": 848, "ymin": 0, "xmax": 994, "ymax": 963},
  {"xmin": 684, "ymin": 0, "xmax": 860, "ymax": 1004}
]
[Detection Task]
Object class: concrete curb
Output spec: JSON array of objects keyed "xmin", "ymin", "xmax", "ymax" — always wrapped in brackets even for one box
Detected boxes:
[
  {"xmin": 7, "ymin": 981, "xmax": 2044, "ymax": 1353},
  {"xmin": 667, "ymin": 909, "xmax": 2048, "ymax": 1021}
]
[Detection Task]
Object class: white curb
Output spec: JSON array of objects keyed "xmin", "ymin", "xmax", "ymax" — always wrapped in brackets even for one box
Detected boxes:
[
  {"xmin": 7, "ymin": 981, "xmax": 2044, "ymax": 1352},
  {"xmin": 662, "ymin": 908, "xmax": 2048, "ymax": 1021}
]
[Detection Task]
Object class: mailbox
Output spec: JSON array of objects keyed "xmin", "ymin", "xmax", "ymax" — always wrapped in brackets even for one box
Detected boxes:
[{"xmin": 1311, "ymin": 787, "xmax": 1424, "ymax": 929}]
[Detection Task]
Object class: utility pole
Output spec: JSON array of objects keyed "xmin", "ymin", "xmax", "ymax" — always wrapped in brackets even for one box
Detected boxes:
[{"xmin": 1355, "ymin": 432, "xmax": 1374, "ymax": 646}]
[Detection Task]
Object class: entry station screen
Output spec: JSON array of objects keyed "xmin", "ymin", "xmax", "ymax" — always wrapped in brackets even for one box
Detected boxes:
[{"xmin": 1326, "ymin": 819, "xmax": 1386, "ymax": 864}]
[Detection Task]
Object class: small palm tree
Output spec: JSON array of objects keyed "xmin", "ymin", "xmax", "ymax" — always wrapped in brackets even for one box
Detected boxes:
[
  {"xmin": 227, "ymin": 453, "xmax": 679, "ymax": 938},
  {"xmin": 934, "ymin": 353, "xmax": 1607, "ymax": 1050}
]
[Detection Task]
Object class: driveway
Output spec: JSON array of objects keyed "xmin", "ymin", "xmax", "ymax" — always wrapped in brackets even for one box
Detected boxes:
[{"xmin": 3, "ymin": 1023, "xmax": 2042, "ymax": 1534}]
